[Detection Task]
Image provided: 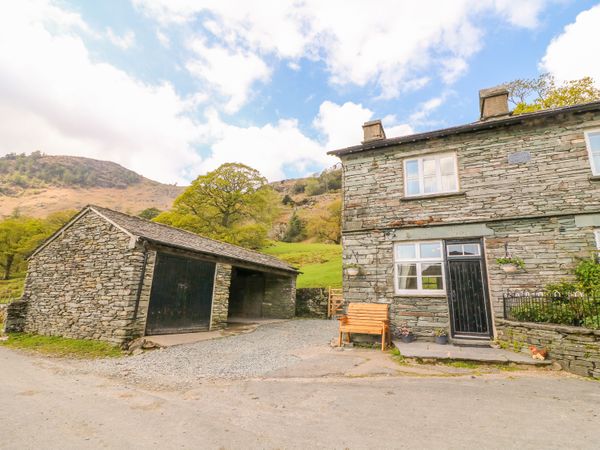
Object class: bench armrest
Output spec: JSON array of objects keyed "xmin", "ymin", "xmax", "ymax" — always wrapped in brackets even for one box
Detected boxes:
[{"xmin": 338, "ymin": 315, "xmax": 348, "ymax": 324}]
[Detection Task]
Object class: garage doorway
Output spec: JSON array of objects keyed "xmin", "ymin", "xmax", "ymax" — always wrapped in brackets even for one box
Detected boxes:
[
  {"xmin": 146, "ymin": 252, "xmax": 216, "ymax": 335},
  {"xmin": 228, "ymin": 268, "xmax": 266, "ymax": 319}
]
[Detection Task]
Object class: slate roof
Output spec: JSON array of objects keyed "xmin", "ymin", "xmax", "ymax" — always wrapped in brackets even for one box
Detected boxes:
[
  {"xmin": 328, "ymin": 100, "xmax": 600, "ymax": 157},
  {"xmin": 90, "ymin": 206, "xmax": 298, "ymax": 273}
]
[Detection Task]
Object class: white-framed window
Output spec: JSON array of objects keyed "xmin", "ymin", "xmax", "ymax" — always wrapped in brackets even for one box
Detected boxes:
[
  {"xmin": 394, "ymin": 241, "xmax": 445, "ymax": 295},
  {"xmin": 403, "ymin": 153, "xmax": 458, "ymax": 197},
  {"xmin": 595, "ymin": 229, "xmax": 600, "ymax": 250},
  {"xmin": 585, "ymin": 129, "xmax": 600, "ymax": 175}
]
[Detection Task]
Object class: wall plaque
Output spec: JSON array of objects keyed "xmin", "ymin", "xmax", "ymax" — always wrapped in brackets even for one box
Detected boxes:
[{"xmin": 508, "ymin": 151, "xmax": 531, "ymax": 164}]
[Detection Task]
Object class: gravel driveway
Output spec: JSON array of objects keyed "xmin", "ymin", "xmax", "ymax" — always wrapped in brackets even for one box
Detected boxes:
[{"xmin": 88, "ymin": 319, "xmax": 337, "ymax": 386}]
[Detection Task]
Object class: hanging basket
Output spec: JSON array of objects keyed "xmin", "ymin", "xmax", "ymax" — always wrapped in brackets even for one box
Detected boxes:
[
  {"xmin": 500, "ymin": 263, "xmax": 519, "ymax": 273},
  {"xmin": 346, "ymin": 267, "xmax": 360, "ymax": 276}
]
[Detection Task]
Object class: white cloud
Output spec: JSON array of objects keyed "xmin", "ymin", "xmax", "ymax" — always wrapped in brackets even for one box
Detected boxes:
[
  {"xmin": 409, "ymin": 93, "xmax": 452, "ymax": 123},
  {"xmin": 186, "ymin": 39, "xmax": 271, "ymax": 113},
  {"xmin": 540, "ymin": 4, "xmax": 600, "ymax": 85},
  {"xmin": 200, "ymin": 110, "xmax": 334, "ymax": 180},
  {"xmin": 134, "ymin": 0, "xmax": 549, "ymax": 98},
  {"xmin": 0, "ymin": 1, "xmax": 203, "ymax": 184},
  {"xmin": 105, "ymin": 28, "xmax": 135, "ymax": 50},
  {"xmin": 313, "ymin": 101, "xmax": 373, "ymax": 149},
  {"xmin": 156, "ymin": 29, "xmax": 170, "ymax": 47}
]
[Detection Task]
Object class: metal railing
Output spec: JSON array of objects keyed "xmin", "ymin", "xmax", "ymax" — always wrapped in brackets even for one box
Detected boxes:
[{"xmin": 503, "ymin": 290, "xmax": 600, "ymax": 330}]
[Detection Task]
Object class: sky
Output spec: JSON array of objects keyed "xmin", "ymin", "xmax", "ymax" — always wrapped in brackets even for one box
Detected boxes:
[{"xmin": 0, "ymin": 1, "xmax": 599, "ymax": 184}]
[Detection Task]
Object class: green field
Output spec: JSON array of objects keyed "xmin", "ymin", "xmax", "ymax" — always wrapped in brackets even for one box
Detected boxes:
[
  {"xmin": 0, "ymin": 278, "xmax": 24, "ymax": 303},
  {"xmin": 261, "ymin": 242, "xmax": 342, "ymax": 288},
  {"xmin": 0, "ymin": 333, "xmax": 122, "ymax": 359}
]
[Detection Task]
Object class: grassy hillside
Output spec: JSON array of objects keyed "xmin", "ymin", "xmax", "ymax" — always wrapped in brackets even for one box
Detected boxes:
[{"xmin": 261, "ymin": 242, "xmax": 342, "ymax": 288}]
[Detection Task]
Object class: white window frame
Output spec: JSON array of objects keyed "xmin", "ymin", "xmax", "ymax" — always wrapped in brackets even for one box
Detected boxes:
[
  {"xmin": 595, "ymin": 229, "xmax": 600, "ymax": 250},
  {"xmin": 584, "ymin": 129, "xmax": 600, "ymax": 176},
  {"xmin": 403, "ymin": 152, "xmax": 459, "ymax": 197},
  {"xmin": 394, "ymin": 240, "xmax": 446, "ymax": 296}
]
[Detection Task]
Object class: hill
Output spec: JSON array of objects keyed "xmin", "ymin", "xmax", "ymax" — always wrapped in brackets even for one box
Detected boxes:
[{"xmin": 0, "ymin": 153, "xmax": 183, "ymax": 217}]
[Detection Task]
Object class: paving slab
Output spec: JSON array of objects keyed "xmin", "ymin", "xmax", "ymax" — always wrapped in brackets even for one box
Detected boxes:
[{"xmin": 393, "ymin": 340, "xmax": 551, "ymax": 365}]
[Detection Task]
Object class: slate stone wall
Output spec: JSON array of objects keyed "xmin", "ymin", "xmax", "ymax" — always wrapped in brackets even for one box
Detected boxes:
[
  {"xmin": 21, "ymin": 210, "xmax": 144, "ymax": 345},
  {"xmin": 342, "ymin": 111, "xmax": 600, "ymax": 232},
  {"xmin": 211, "ymin": 263, "xmax": 232, "ymax": 329},
  {"xmin": 339, "ymin": 111, "xmax": 600, "ymax": 339},
  {"xmin": 497, "ymin": 319, "xmax": 600, "ymax": 379},
  {"xmin": 3, "ymin": 301, "xmax": 28, "ymax": 333},
  {"xmin": 262, "ymin": 274, "xmax": 296, "ymax": 318},
  {"xmin": 295, "ymin": 288, "xmax": 328, "ymax": 318}
]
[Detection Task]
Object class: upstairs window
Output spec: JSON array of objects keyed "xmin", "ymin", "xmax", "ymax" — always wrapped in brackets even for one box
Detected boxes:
[
  {"xmin": 404, "ymin": 153, "xmax": 458, "ymax": 197},
  {"xmin": 585, "ymin": 130, "xmax": 600, "ymax": 175},
  {"xmin": 394, "ymin": 241, "xmax": 445, "ymax": 295}
]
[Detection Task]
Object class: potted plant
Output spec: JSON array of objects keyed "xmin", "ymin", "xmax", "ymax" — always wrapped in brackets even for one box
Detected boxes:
[
  {"xmin": 434, "ymin": 328, "xmax": 448, "ymax": 345},
  {"xmin": 344, "ymin": 263, "xmax": 361, "ymax": 276},
  {"xmin": 496, "ymin": 257, "xmax": 525, "ymax": 273},
  {"xmin": 399, "ymin": 323, "xmax": 414, "ymax": 343}
]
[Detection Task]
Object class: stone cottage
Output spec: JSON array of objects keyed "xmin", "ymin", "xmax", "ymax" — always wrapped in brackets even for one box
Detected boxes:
[
  {"xmin": 5, "ymin": 205, "xmax": 297, "ymax": 345},
  {"xmin": 329, "ymin": 88, "xmax": 600, "ymax": 342}
]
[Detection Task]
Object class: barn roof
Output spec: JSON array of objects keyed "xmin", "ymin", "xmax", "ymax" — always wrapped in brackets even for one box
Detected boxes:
[{"xmin": 34, "ymin": 205, "xmax": 298, "ymax": 274}]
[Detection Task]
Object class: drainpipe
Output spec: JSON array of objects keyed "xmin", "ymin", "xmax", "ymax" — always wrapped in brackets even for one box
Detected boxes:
[{"xmin": 132, "ymin": 240, "xmax": 149, "ymax": 323}]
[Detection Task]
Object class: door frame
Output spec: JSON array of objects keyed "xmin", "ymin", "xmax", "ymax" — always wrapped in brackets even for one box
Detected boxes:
[{"xmin": 443, "ymin": 238, "xmax": 493, "ymax": 339}]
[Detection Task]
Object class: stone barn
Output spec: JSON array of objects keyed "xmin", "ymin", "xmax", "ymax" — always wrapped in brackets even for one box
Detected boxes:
[{"xmin": 5, "ymin": 205, "xmax": 298, "ymax": 345}]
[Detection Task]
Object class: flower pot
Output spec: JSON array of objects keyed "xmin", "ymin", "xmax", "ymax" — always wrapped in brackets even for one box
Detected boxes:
[
  {"xmin": 501, "ymin": 263, "xmax": 519, "ymax": 273},
  {"xmin": 400, "ymin": 334, "xmax": 415, "ymax": 343},
  {"xmin": 435, "ymin": 335, "xmax": 448, "ymax": 345},
  {"xmin": 346, "ymin": 267, "xmax": 360, "ymax": 276}
]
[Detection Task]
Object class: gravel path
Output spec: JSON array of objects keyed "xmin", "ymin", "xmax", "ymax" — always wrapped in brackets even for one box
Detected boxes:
[{"xmin": 87, "ymin": 319, "xmax": 337, "ymax": 386}]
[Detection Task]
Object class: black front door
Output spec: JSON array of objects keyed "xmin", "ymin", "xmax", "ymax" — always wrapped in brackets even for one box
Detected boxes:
[
  {"xmin": 146, "ymin": 252, "xmax": 216, "ymax": 335},
  {"xmin": 444, "ymin": 240, "xmax": 492, "ymax": 338}
]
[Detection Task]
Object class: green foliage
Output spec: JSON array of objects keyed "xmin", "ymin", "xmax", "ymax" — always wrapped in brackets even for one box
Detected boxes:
[
  {"xmin": 0, "ymin": 278, "xmax": 25, "ymax": 303},
  {"xmin": 138, "ymin": 207, "xmax": 162, "ymax": 220},
  {"xmin": 303, "ymin": 168, "xmax": 342, "ymax": 197},
  {"xmin": 574, "ymin": 258, "xmax": 600, "ymax": 295},
  {"xmin": 0, "ymin": 210, "xmax": 74, "ymax": 280},
  {"xmin": 544, "ymin": 281, "xmax": 580, "ymax": 299},
  {"xmin": 506, "ymin": 74, "xmax": 600, "ymax": 115},
  {"xmin": 306, "ymin": 199, "xmax": 342, "ymax": 244},
  {"xmin": 583, "ymin": 315, "xmax": 600, "ymax": 330},
  {"xmin": 154, "ymin": 163, "xmax": 279, "ymax": 249},
  {"xmin": 434, "ymin": 328, "xmax": 448, "ymax": 337},
  {"xmin": 282, "ymin": 212, "xmax": 306, "ymax": 243},
  {"xmin": 511, "ymin": 303, "xmax": 579, "ymax": 325},
  {"xmin": 0, "ymin": 333, "xmax": 122, "ymax": 359},
  {"xmin": 496, "ymin": 257, "xmax": 525, "ymax": 269},
  {"xmin": 281, "ymin": 194, "xmax": 294, "ymax": 205},
  {"xmin": 261, "ymin": 242, "xmax": 342, "ymax": 288},
  {"xmin": 291, "ymin": 180, "xmax": 306, "ymax": 194}
]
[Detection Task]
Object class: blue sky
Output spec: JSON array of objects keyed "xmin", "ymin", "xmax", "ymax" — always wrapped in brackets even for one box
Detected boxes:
[{"xmin": 0, "ymin": 1, "xmax": 599, "ymax": 184}]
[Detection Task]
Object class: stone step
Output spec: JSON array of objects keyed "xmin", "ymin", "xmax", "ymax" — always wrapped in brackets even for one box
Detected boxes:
[{"xmin": 450, "ymin": 338, "xmax": 493, "ymax": 347}]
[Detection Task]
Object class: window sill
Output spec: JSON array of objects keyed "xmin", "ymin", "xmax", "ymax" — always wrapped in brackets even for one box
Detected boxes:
[
  {"xmin": 590, "ymin": 175, "xmax": 600, "ymax": 182},
  {"xmin": 401, "ymin": 191, "xmax": 466, "ymax": 202},
  {"xmin": 394, "ymin": 292, "xmax": 447, "ymax": 298}
]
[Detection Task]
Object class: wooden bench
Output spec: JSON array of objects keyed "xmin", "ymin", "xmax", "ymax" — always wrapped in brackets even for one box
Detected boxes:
[{"xmin": 338, "ymin": 303, "xmax": 390, "ymax": 351}]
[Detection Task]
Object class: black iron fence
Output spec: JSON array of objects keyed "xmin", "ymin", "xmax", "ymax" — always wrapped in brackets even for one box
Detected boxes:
[{"xmin": 503, "ymin": 290, "xmax": 600, "ymax": 330}]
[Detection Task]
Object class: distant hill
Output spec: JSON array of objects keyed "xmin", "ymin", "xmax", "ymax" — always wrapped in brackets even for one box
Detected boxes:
[{"xmin": 0, "ymin": 153, "xmax": 183, "ymax": 217}]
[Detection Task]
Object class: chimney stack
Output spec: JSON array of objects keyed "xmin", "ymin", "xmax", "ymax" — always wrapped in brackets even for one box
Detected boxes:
[
  {"xmin": 479, "ymin": 86, "xmax": 510, "ymax": 121},
  {"xmin": 362, "ymin": 120, "xmax": 386, "ymax": 143}
]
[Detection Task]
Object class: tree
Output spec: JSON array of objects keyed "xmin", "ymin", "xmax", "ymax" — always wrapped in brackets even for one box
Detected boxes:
[
  {"xmin": 506, "ymin": 74, "xmax": 600, "ymax": 115},
  {"xmin": 282, "ymin": 212, "xmax": 306, "ymax": 243},
  {"xmin": 307, "ymin": 199, "xmax": 342, "ymax": 244},
  {"xmin": 154, "ymin": 163, "xmax": 279, "ymax": 249},
  {"xmin": 138, "ymin": 207, "xmax": 162, "ymax": 220},
  {"xmin": 0, "ymin": 210, "xmax": 75, "ymax": 280}
]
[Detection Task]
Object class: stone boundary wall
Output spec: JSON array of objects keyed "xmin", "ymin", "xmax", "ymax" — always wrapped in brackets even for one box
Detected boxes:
[
  {"xmin": 263, "ymin": 274, "xmax": 296, "ymax": 319},
  {"xmin": 496, "ymin": 318, "xmax": 600, "ymax": 379},
  {"xmin": 3, "ymin": 301, "xmax": 28, "ymax": 333},
  {"xmin": 295, "ymin": 288, "xmax": 328, "ymax": 318}
]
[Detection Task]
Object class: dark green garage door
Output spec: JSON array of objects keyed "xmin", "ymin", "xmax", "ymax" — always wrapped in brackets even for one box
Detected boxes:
[{"xmin": 146, "ymin": 252, "xmax": 216, "ymax": 335}]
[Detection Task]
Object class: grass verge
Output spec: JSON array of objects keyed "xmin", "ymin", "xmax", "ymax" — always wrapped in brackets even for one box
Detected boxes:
[
  {"xmin": 0, "ymin": 333, "xmax": 123, "ymax": 359},
  {"xmin": 261, "ymin": 242, "xmax": 342, "ymax": 288}
]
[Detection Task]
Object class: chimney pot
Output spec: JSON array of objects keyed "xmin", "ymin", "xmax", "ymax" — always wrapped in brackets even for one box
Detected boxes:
[
  {"xmin": 362, "ymin": 120, "xmax": 386, "ymax": 143},
  {"xmin": 479, "ymin": 86, "xmax": 510, "ymax": 121}
]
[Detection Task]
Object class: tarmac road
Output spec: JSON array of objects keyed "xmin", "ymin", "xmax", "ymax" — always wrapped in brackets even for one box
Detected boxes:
[{"xmin": 1, "ymin": 346, "xmax": 600, "ymax": 449}]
